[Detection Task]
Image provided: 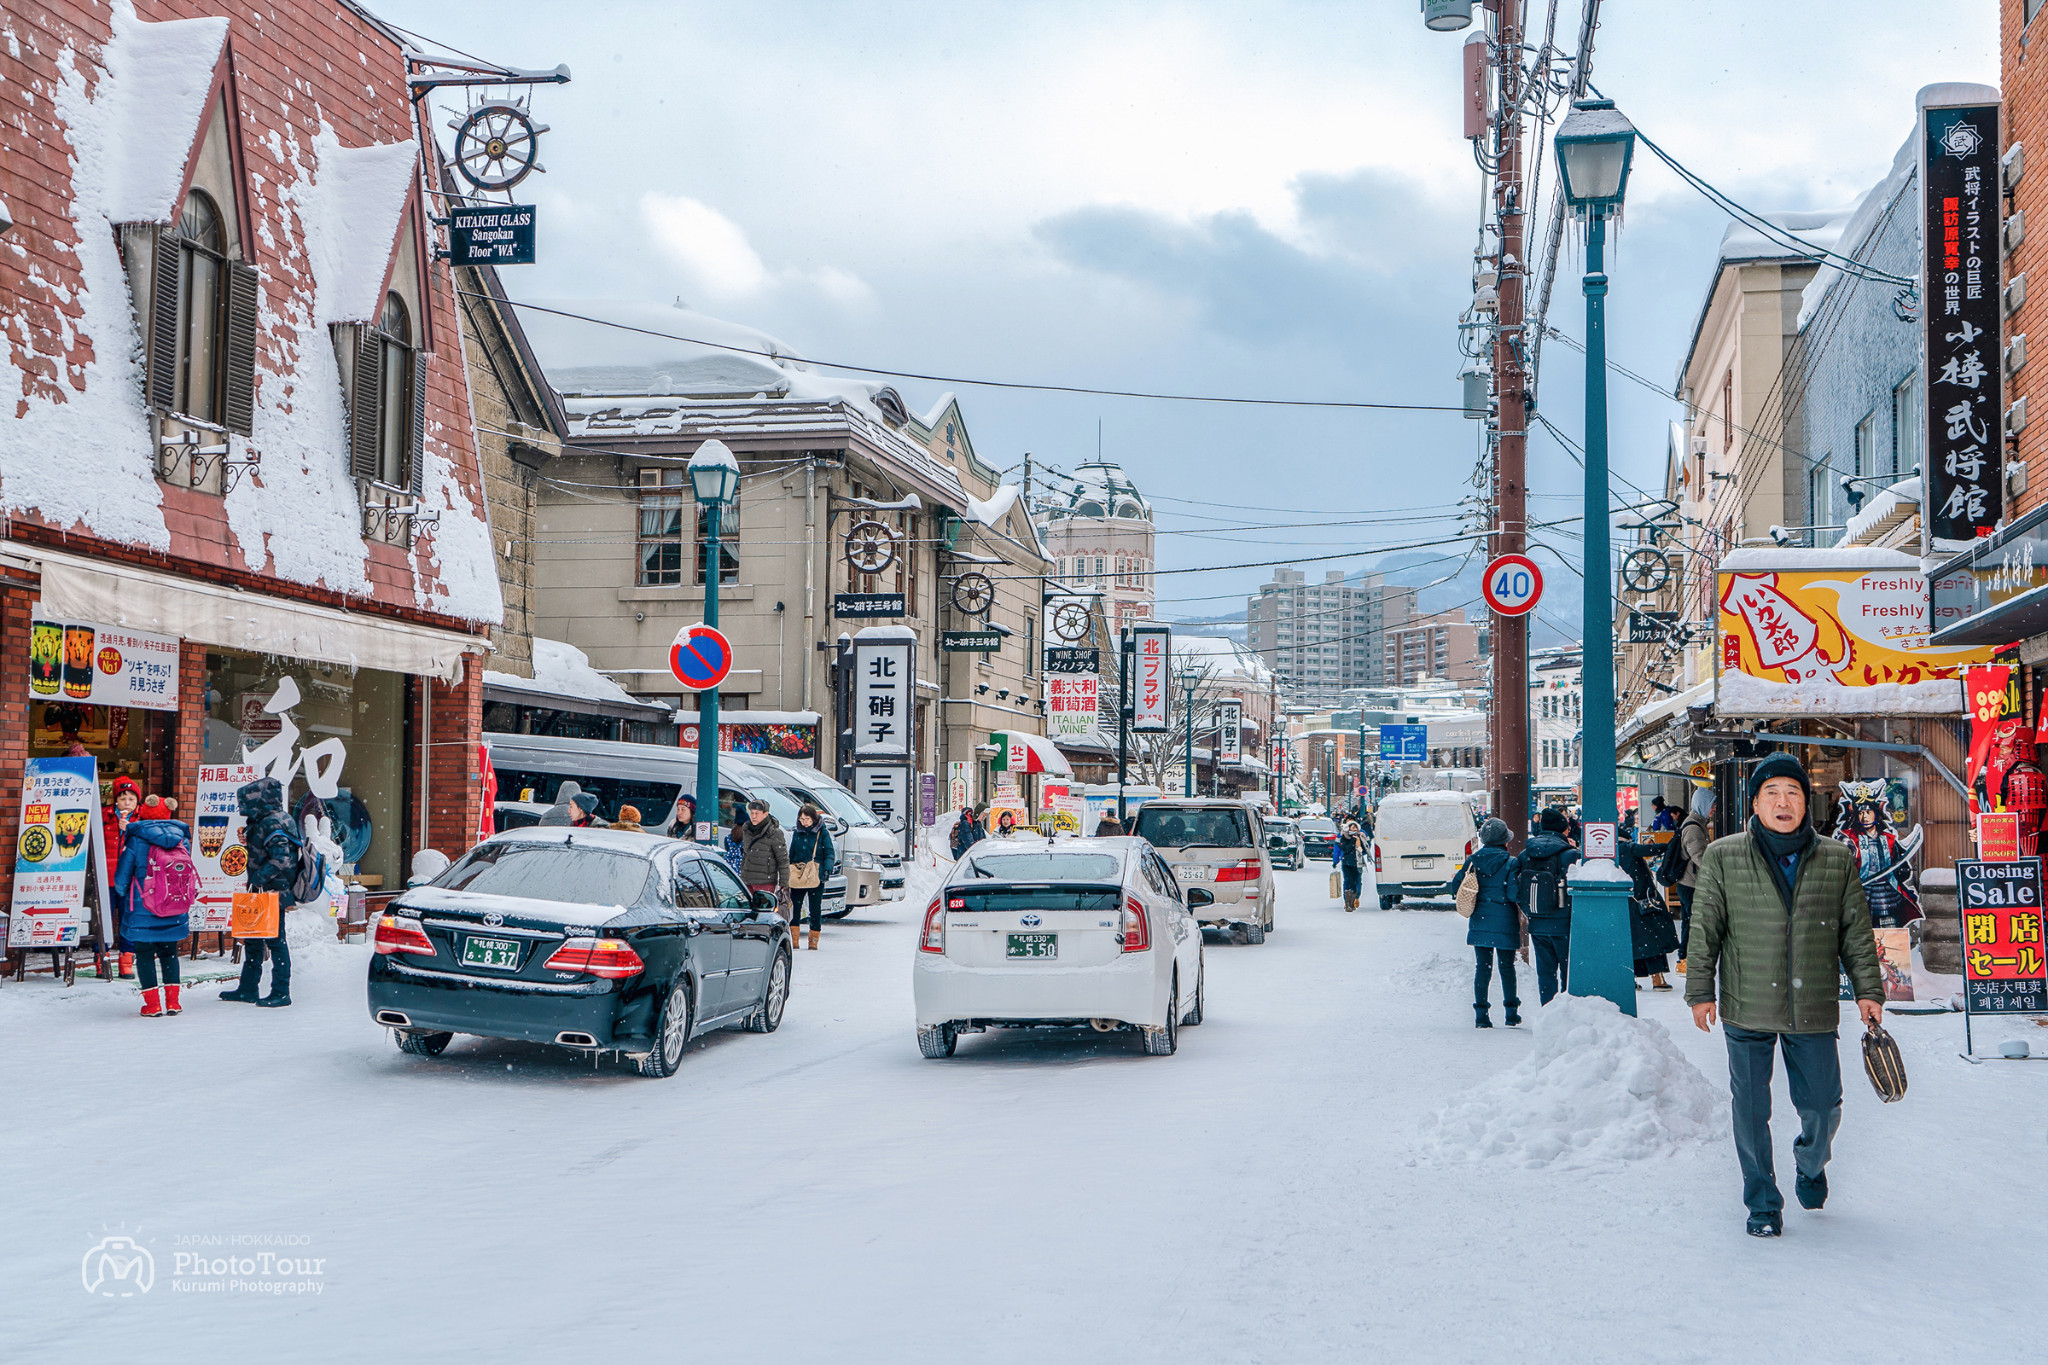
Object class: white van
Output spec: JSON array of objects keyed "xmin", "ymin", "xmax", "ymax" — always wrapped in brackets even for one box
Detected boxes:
[{"xmin": 1371, "ymin": 792, "xmax": 1481, "ymax": 909}]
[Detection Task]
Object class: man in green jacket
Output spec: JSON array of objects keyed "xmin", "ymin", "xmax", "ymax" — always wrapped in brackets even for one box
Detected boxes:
[{"xmin": 1687, "ymin": 752, "xmax": 1884, "ymax": 1238}]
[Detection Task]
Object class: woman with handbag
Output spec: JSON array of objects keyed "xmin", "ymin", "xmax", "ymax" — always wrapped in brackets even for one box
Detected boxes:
[
  {"xmin": 1447, "ymin": 818, "xmax": 1523, "ymax": 1028},
  {"xmin": 1621, "ymin": 832, "xmax": 1678, "ymax": 990},
  {"xmin": 787, "ymin": 804, "xmax": 835, "ymax": 950},
  {"xmin": 1332, "ymin": 822, "xmax": 1367, "ymax": 912}
]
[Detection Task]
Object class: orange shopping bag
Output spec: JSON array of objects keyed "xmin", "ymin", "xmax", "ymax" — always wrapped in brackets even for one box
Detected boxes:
[{"xmin": 231, "ymin": 891, "xmax": 279, "ymax": 940}]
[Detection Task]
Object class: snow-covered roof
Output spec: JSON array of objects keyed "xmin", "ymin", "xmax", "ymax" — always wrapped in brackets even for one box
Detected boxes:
[
  {"xmin": 1616, "ymin": 677, "xmax": 1714, "ymax": 752},
  {"xmin": 300, "ymin": 127, "xmax": 418, "ymax": 325},
  {"xmin": 1718, "ymin": 671, "xmax": 1962, "ymax": 717},
  {"xmin": 1042, "ymin": 459, "xmax": 1152, "ymax": 523},
  {"xmin": 1716, "ymin": 208, "xmax": 1853, "ymax": 266},
  {"xmin": 1834, "ymin": 477, "xmax": 1921, "ymax": 548},
  {"xmin": 1717, "ymin": 546, "xmax": 1920, "ymax": 573},
  {"xmin": 1797, "ymin": 132, "xmax": 1916, "ymax": 333},
  {"xmin": 96, "ymin": 8, "xmax": 228, "ymax": 224},
  {"xmin": 484, "ymin": 639, "xmax": 668, "ymax": 713},
  {"xmin": 1178, "ymin": 634, "xmax": 1273, "ymax": 682}
]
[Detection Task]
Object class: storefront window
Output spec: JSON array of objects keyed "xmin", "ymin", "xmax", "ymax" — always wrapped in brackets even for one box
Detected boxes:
[
  {"xmin": 202, "ymin": 651, "xmax": 407, "ymax": 891},
  {"xmin": 29, "ymin": 703, "xmax": 173, "ymax": 806}
]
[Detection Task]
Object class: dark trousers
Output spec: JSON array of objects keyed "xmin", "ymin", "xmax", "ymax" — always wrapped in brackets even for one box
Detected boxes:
[
  {"xmin": 1723, "ymin": 1023, "xmax": 1843, "ymax": 1215},
  {"xmin": 133, "ymin": 943, "xmax": 181, "ymax": 989},
  {"xmin": 1340, "ymin": 865, "xmax": 1362, "ymax": 898},
  {"xmin": 1677, "ymin": 884, "xmax": 1694, "ymax": 960},
  {"xmin": 790, "ymin": 886, "xmax": 825, "ymax": 932},
  {"xmin": 1530, "ymin": 932, "xmax": 1569, "ymax": 1005},
  {"xmin": 1473, "ymin": 946, "xmax": 1520, "ymax": 1015},
  {"xmin": 235, "ymin": 935, "xmax": 291, "ymax": 996}
]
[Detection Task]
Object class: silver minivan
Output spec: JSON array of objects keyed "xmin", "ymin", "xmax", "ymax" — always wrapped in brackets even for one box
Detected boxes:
[{"xmin": 1131, "ymin": 797, "xmax": 1276, "ymax": 944}]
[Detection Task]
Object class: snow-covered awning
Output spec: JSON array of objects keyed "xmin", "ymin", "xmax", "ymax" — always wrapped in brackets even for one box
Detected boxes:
[
  {"xmin": 13, "ymin": 545, "xmax": 485, "ymax": 682},
  {"xmin": 484, "ymin": 639, "xmax": 672, "ymax": 722},
  {"xmin": 1616, "ymin": 677, "xmax": 1715, "ymax": 754}
]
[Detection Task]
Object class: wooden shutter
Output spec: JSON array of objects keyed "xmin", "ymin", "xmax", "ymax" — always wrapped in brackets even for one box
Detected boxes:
[
  {"xmin": 223, "ymin": 261, "xmax": 259, "ymax": 435},
  {"xmin": 349, "ymin": 326, "xmax": 381, "ymax": 481},
  {"xmin": 146, "ymin": 235, "xmax": 181, "ymax": 412},
  {"xmin": 405, "ymin": 350, "xmax": 426, "ymax": 497}
]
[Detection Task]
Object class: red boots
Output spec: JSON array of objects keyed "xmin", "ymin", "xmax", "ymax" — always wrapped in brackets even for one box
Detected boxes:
[
  {"xmin": 165, "ymin": 984, "xmax": 182, "ymax": 1015},
  {"xmin": 139, "ymin": 988, "xmax": 165, "ymax": 1017}
]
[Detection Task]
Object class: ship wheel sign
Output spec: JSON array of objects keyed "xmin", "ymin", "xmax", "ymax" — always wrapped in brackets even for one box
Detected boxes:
[
  {"xmin": 951, "ymin": 571, "xmax": 995, "ymax": 616},
  {"xmin": 844, "ymin": 519, "xmax": 899, "ymax": 574},
  {"xmin": 1620, "ymin": 548, "xmax": 1672, "ymax": 593},
  {"xmin": 450, "ymin": 102, "xmax": 549, "ymax": 192},
  {"xmin": 1052, "ymin": 602, "xmax": 1092, "ymax": 642}
]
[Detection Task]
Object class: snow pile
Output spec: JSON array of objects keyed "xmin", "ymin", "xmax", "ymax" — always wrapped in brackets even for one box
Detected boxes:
[
  {"xmin": 486, "ymin": 638, "xmax": 654, "ymax": 707},
  {"xmin": 1834, "ymin": 476, "xmax": 1921, "ymax": 547},
  {"xmin": 1717, "ymin": 670, "xmax": 1962, "ymax": 717},
  {"xmin": 1420, "ymin": 994, "xmax": 1725, "ymax": 1171},
  {"xmin": 96, "ymin": 2, "xmax": 229, "ymax": 223},
  {"xmin": 298, "ymin": 125, "xmax": 418, "ymax": 326}
]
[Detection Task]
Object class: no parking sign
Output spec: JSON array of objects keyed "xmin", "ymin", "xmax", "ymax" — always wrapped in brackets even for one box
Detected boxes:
[
  {"xmin": 669, "ymin": 624, "xmax": 733, "ymax": 691},
  {"xmin": 1482, "ymin": 554, "xmax": 1543, "ymax": 618}
]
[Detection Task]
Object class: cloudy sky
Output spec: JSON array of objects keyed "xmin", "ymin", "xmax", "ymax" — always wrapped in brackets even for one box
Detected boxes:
[{"xmin": 375, "ymin": 0, "xmax": 1996, "ymax": 629}]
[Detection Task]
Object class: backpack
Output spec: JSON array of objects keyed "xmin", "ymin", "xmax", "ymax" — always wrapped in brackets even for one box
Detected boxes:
[
  {"xmin": 290, "ymin": 822, "xmax": 325, "ymax": 906},
  {"xmin": 141, "ymin": 843, "xmax": 200, "ymax": 917},
  {"xmin": 1657, "ymin": 818, "xmax": 1698, "ymax": 887},
  {"xmin": 1522, "ymin": 855, "xmax": 1569, "ymax": 918}
]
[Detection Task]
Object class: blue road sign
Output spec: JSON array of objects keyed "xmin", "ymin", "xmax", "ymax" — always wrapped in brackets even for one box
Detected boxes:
[{"xmin": 1379, "ymin": 724, "xmax": 1427, "ymax": 762}]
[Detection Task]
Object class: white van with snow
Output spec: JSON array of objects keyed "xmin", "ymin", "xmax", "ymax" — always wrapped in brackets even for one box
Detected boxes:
[{"xmin": 1371, "ymin": 792, "xmax": 1480, "ymax": 909}]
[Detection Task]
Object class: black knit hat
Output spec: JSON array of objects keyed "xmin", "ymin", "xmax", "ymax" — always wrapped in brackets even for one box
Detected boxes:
[
  {"xmin": 1479, "ymin": 817, "xmax": 1510, "ymax": 847},
  {"xmin": 1539, "ymin": 806, "xmax": 1568, "ymax": 833},
  {"xmin": 1747, "ymin": 751, "xmax": 1812, "ymax": 810}
]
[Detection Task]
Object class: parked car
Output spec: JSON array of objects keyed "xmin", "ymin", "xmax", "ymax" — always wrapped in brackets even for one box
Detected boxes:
[
  {"xmin": 1297, "ymin": 817, "xmax": 1338, "ymax": 860},
  {"xmin": 492, "ymin": 800, "xmax": 554, "ymax": 832},
  {"xmin": 366, "ymin": 828, "xmax": 791, "ymax": 1077},
  {"xmin": 1263, "ymin": 817, "xmax": 1306, "ymax": 870},
  {"xmin": 484, "ymin": 732, "xmax": 861, "ymax": 915},
  {"xmin": 731, "ymin": 751, "xmax": 906, "ymax": 903},
  {"xmin": 1371, "ymin": 792, "xmax": 1481, "ymax": 909},
  {"xmin": 1130, "ymin": 797, "xmax": 1275, "ymax": 943},
  {"xmin": 913, "ymin": 837, "xmax": 1208, "ymax": 1058}
]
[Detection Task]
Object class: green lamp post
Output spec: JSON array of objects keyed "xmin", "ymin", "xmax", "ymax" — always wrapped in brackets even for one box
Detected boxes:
[{"xmin": 689, "ymin": 439, "xmax": 740, "ymax": 846}]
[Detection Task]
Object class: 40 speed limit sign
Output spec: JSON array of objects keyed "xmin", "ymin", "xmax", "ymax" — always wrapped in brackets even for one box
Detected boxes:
[{"xmin": 1481, "ymin": 554, "xmax": 1544, "ymax": 617}]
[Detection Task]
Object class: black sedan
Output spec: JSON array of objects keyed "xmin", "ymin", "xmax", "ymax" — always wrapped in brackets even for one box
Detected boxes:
[
  {"xmin": 1298, "ymin": 818, "xmax": 1339, "ymax": 860},
  {"xmin": 366, "ymin": 828, "xmax": 792, "ymax": 1077}
]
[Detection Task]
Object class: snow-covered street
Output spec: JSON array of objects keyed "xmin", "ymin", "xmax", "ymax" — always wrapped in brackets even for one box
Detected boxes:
[{"xmin": 8, "ymin": 863, "xmax": 2042, "ymax": 1364}]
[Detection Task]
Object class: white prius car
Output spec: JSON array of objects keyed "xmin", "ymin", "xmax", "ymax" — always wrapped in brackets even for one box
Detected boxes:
[{"xmin": 912, "ymin": 837, "xmax": 1208, "ymax": 1059}]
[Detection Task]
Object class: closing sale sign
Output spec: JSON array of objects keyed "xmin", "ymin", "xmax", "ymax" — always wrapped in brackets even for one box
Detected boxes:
[{"xmin": 1955, "ymin": 857, "xmax": 2048, "ymax": 1014}]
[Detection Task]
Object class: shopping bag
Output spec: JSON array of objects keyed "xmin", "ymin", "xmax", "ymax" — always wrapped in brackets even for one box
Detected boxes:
[
  {"xmin": 1328, "ymin": 870, "xmax": 1340, "ymax": 899},
  {"xmin": 1862, "ymin": 1022, "xmax": 1907, "ymax": 1102},
  {"xmin": 230, "ymin": 891, "xmax": 279, "ymax": 940},
  {"xmin": 1455, "ymin": 872, "xmax": 1479, "ymax": 919}
]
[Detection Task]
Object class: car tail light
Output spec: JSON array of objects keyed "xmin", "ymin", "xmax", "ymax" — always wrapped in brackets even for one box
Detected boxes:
[
  {"xmin": 543, "ymin": 938, "xmax": 645, "ymax": 979},
  {"xmin": 1120, "ymin": 896, "xmax": 1151, "ymax": 953},
  {"xmin": 373, "ymin": 915, "xmax": 435, "ymax": 956},
  {"xmin": 1215, "ymin": 857, "xmax": 1262, "ymax": 883},
  {"xmin": 1465, "ymin": 840, "xmax": 1476, "ymax": 858},
  {"xmin": 919, "ymin": 895, "xmax": 946, "ymax": 954},
  {"xmin": 1373, "ymin": 844, "xmax": 1382, "ymax": 873}
]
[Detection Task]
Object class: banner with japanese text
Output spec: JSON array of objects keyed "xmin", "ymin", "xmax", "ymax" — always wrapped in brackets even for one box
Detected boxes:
[
  {"xmin": 1131, "ymin": 624, "xmax": 1170, "ymax": 733},
  {"xmin": 1047, "ymin": 672, "xmax": 1099, "ymax": 737},
  {"xmin": 1921, "ymin": 98, "xmax": 2002, "ymax": 545},
  {"xmin": 1955, "ymin": 858, "xmax": 2047, "ymax": 1014},
  {"xmin": 1715, "ymin": 565, "xmax": 1995, "ymax": 714},
  {"xmin": 7, "ymin": 756, "xmax": 104, "ymax": 948},
  {"xmin": 29, "ymin": 611, "xmax": 179, "ymax": 711},
  {"xmin": 192, "ymin": 763, "xmax": 259, "ymax": 934}
]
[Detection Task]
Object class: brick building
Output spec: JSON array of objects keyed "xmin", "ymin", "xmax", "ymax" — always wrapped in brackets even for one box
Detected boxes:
[{"xmin": 0, "ymin": 1, "xmax": 504, "ymax": 948}]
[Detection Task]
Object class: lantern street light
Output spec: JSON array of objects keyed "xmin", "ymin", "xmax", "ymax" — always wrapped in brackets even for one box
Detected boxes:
[
  {"xmin": 1178, "ymin": 660, "xmax": 1204, "ymax": 797},
  {"xmin": 1323, "ymin": 740, "xmax": 1337, "ymax": 818},
  {"xmin": 1554, "ymin": 98, "xmax": 1639, "ymax": 1012},
  {"xmin": 688, "ymin": 439, "xmax": 741, "ymax": 846}
]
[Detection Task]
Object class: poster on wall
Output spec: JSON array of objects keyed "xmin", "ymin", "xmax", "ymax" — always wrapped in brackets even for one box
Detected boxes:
[
  {"xmin": 989, "ymin": 772, "xmax": 1028, "ymax": 832},
  {"xmin": 7, "ymin": 756, "xmax": 106, "ymax": 948},
  {"xmin": 1921, "ymin": 95, "xmax": 2002, "ymax": 547},
  {"xmin": 948, "ymin": 761, "xmax": 972, "ymax": 813},
  {"xmin": 1047, "ymin": 672, "xmax": 1100, "ymax": 738},
  {"xmin": 191, "ymin": 763, "xmax": 260, "ymax": 933},
  {"xmin": 29, "ymin": 613, "xmax": 179, "ymax": 711},
  {"xmin": 1954, "ymin": 857, "xmax": 2047, "ymax": 1014},
  {"xmin": 1131, "ymin": 624, "xmax": 1170, "ymax": 733},
  {"xmin": 1715, "ymin": 562, "xmax": 1996, "ymax": 715}
]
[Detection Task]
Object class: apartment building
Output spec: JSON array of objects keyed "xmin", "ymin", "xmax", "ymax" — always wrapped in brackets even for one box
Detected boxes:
[{"xmin": 1247, "ymin": 569, "xmax": 1407, "ymax": 706}]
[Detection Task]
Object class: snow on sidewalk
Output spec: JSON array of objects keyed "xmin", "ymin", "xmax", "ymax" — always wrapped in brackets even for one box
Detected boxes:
[{"xmin": 1419, "ymin": 993, "xmax": 1726, "ymax": 1170}]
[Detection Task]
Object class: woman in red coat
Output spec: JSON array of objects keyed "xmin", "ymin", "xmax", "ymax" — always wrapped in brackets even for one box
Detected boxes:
[{"xmin": 102, "ymin": 776, "xmax": 142, "ymax": 978}]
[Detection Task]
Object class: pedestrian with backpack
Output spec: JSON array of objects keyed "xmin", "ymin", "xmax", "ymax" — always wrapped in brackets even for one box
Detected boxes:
[
  {"xmin": 1516, "ymin": 806, "xmax": 1580, "ymax": 1005},
  {"xmin": 112, "ymin": 796, "xmax": 197, "ymax": 1018},
  {"xmin": 220, "ymin": 778, "xmax": 301, "ymax": 1008}
]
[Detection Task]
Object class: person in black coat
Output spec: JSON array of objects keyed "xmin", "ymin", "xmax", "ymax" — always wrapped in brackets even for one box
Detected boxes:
[
  {"xmin": 1515, "ymin": 806, "xmax": 1581, "ymax": 1005},
  {"xmin": 1619, "ymin": 831, "xmax": 1678, "ymax": 990},
  {"xmin": 1448, "ymin": 817, "xmax": 1524, "ymax": 1028},
  {"xmin": 1332, "ymin": 821, "xmax": 1368, "ymax": 912},
  {"xmin": 220, "ymin": 778, "xmax": 299, "ymax": 1008},
  {"xmin": 951, "ymin": 806, "xmax": 986, "ymax": 859},
  {"xmin": 786, "ymin": 805, "xmax": 836, "ymax": 950}
]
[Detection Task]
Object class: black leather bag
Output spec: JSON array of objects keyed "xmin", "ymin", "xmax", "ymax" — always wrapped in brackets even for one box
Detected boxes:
[{"xmin": 1862, "ymin": 1022, "xmax": 1907, "ymax": 1102}]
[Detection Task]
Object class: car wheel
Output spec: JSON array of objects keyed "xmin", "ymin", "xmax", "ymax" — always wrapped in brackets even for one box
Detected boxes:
[
  {"xmin": 746, "ymin": 948, "xmax": 791, "ymax": 1033},
  {"xmin": 1143, "ymin": 976, "xmax": 1179, "ymax": 1055},
  {"xmin": 637, "ymin": 978, "xmax": 693, "ymax": 1078},
  {"xmin": 395, "ymin": 1030, "xmax": 452, "ymax": 1057},
  {"xmin": 917, "ymin": 1022, "xmax": 959, "ymax": 1058},
  {"xmin": 1380, "ymin": 894, "xmax": 1399, "ymax": 910},
  {"xmin": 1182, "ymin": 956, "xmax": 1205, "ymax": 1026},
  {"xmin": 1244, "ymin": 918, "xmax": 1266, "ymax": 945}
]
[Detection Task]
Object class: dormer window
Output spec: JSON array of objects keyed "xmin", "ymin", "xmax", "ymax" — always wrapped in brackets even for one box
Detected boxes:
[
  {"xmin": 167, "ymin": 192, "xmax": 224, "ymax": 424},
  {"xmin": 372, "ymin": 292, "xmax": 414, "ymax": 488}
]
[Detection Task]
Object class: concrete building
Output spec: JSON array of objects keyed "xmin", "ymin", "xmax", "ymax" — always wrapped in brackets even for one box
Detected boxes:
[
  {"xmin": 1383, "ymin": 608, "xmax": 1487, "ymax": 687},
  {"xmin": 1247, "ymin": 569, "xmax": 1405, "ymax": 706},
  {"xmin": 1035, "ymin": 459, "xmax": 1154, "ymax": 631},
  {"xmin": 1531, "ymin": 651, "xmax": 1582, "ymax": 800}
]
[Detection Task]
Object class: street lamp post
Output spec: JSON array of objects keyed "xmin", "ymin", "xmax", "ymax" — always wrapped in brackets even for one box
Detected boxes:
[
  {"xmin": 1178, "ymin": 662, "xmax": 1202, "ymax": 797},
  {"xmin": 1322, "ymin": 740, "xmax": 1335, "ymax": 817},
  {"xmin": 688, "ymin": 439, "xmax": 741, "ymax": 846},
  {"xmin": 1554, "ymin": 97, "xmax": 1638, "ymax": 1013}
]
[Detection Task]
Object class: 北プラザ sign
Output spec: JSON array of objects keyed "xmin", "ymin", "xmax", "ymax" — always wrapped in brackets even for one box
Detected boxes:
[{"xmin": 1131, "ymin": 624, "xmax": 1170, "ymax": 733}]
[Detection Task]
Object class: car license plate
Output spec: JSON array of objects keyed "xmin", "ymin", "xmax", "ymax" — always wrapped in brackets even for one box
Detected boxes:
[
  {"xmin": 462, "ymin": 935, "xmax": 522, "ymax": 970},
  {"xmin": 1006, "ymin": 932, "xmax": 1057, "ymax": 960},
  {"xmin": 1179, "ymin": 865, "xmax": 1212, "ymax": 880},
  {"xmin": 1409, "ymin": 857, "xmax": 1436, "ymax": 870}
]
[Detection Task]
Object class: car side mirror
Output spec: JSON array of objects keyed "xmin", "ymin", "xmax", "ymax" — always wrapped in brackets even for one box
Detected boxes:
[
  {"xmin": 752, "ymin": 889, "xmax": 780, "ymax": 912},
  {"xmin": 1186, "ymin": 887, "xmax": 1215, "ymax": 908}
]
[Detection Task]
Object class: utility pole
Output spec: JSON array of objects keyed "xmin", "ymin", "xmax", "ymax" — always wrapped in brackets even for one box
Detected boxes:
[{"xmin": 1489, "ymin": 0, "xmax": 1532, "ymax": 849}]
